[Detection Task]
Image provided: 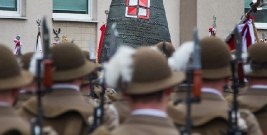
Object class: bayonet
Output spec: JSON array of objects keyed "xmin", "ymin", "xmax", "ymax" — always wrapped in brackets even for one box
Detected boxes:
[
  {"xmin": 193, "ymin": 28, "xmax": 201, "ymax": 70},
  {"xmin": 43, "ymin": 18, "xmax": 50, "ymax": 59}
]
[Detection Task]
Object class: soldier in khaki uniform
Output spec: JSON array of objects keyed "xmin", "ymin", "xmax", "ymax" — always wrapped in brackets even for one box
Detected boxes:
[
  {"xmin": 17, "ymin": 43, "xmax": 117, "ymax": 135},
  {"xmin": 167, "ymin": 37, "xmax": 262, "ymax": 135},
  {"xmin": 236, "ymin": 43, "xmax": 267, "ymax": 134},
  {"xmin": 14, "ymin": 52, "xmax": 35, "ymax": 109},
  {"xmin": 101, "ymin": 46, "xmax": 185, "ymax": 135},
  {"xmin": 0, "ymin": 44, "xmax": 33, "ymax": 135}
]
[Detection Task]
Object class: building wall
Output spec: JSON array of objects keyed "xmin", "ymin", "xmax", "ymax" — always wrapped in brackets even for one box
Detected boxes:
[
  {"xmin": 180, "ymin": 0, "xmax": 197, "ymax": 44},
  {"xmin": 197, "ymin": 0, "xmax": 244, "ymax": 40},
  {"xmin": 0, "ymin": 0, "xmax": 52, "ymax": 53},
  {"xmin": 52, "ymin": 22, "xmax": 97, "ymax": 51},
  {"xmin": 0, "ymin": 0, "xmax": 247, "ymax": 53},
  {"xmin": 164, "ymin": 0, "xmax": 180, "ymax": 47}
]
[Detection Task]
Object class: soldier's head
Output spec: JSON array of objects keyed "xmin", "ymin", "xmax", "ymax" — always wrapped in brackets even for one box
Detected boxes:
[
  {"xmin": 200, "ymin": 37, "xmax": 231, "ymax": 88},
  {"xmin": 0, "ymin": 44, "xmax": 33, "ymax": 106},
  {"xmin": 245, "ymin": 43, "xmax": 267, "ymax": 85},
  {"xmin": 103, "ymin": 46, "xmax": 185, "ymax": 109},
  {"xmin": 51, "ymin": 42, "xmax": 96, "ymax": 86},
  {"xmin": 155, "ymin": 41, "xmax": 175, "ymax": 58},
  {"xmin": 82, "ymin": 50, "xmax": 90, "ymax": 61},
  {"xmin": 18, "ymin": 52, "xmax": 37, "ymax": 92}
]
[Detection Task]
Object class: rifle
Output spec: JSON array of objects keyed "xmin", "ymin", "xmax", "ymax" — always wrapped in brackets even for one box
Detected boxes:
[
  {"xmin": 88, "ymin": 22, "xmax": 118, "ymax": 133},
  {"xmin": 31, "ymin": 17, "xmax": 53, "ymax": 135},
  {"xmin": 225, "ymin": 26, "xmax": 246, "ymax": 135},
  {"xmin": 180, "ymin": 27, "xmax": 202, "ymax": 135}
]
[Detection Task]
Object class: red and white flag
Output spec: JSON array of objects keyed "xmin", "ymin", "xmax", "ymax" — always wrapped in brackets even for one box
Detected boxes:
[{"xmin": 227, "ymin": 19, "xmax": 256, "ymax": 51}]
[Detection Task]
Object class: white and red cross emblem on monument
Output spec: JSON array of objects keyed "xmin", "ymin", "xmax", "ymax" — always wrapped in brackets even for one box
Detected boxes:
[{"xmin": 125, "ymin": 0, "xmax": 150, "ymax": 19}]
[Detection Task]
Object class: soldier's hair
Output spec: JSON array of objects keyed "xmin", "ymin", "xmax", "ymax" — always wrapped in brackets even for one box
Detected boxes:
[{"xmin": 130, "ymin": 90, "xmax": 164, "ymax": 103}]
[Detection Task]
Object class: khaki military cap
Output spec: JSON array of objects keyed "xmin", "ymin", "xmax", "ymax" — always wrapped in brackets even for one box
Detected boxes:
[
  {"xmin": 82, "ymin": 50, "xmax": 101, "ymax": 68},
  {"xmin": 51, "ymin": 42, "xmax": 96, "ymax": 81},
  {"xmin": 19, "ymin": 52, "xmax": 34, "ymax": 70},
  {"xmin": 0, "ymin": 44, "xmax": 33, "ymax": 90},
  {"xmin": 156, "ymin": 41, "xmax": 175, "ymax": 58},
  {"xmin": 82, "ymin": 50, "xmax": 90, "ymax": 61},
  {"xmin": 126, "ymin": 46, "xmax": 185, "ymax": 95},
  {"xmin": 200, "ymin": 37, "xmax": 231, "ymax": 79},
  {"xmin": 247, "ymin": 43, "xmax": 267, "ymax": 77}
]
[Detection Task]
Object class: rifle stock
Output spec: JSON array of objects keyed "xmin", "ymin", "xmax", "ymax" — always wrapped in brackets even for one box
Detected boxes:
[{"xmin": 193, "ymin": 70, "xmax": 202, "ymax": 100}]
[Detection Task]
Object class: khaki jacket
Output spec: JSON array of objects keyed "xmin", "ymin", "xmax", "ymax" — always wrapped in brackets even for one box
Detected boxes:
[
  {"xmin": 112, "ymin": 98, "xmax": 130, "ymax": 124},
  {"xmin": 0, "ymin": 106, "xmax": 30, "ymax": 135},
  {"xmin": 168, "ymin": 92, "xmax": 262, "ymax": 135},
  {"xmin": 14, "ymin": 91, "xmax": 33, "ymax": 109},
  {"xmin": 112, "ymin": 115, "xmax": 179, "ymax": 135},
  {"xmin": 16, "ymin": 89, "xmax": 94, "ymax": 135},
  {"xmin": 237, "ymin": 88, "xmax": 267, "ymax": 135}
]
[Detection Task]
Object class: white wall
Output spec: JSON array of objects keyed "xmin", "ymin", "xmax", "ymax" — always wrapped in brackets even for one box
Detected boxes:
[
  {"xmin": 0, "ymin": 0, "xmax": 52, "ymax": 53},
  {"xmin": 197, "ymin": 0, "xmax": 244, "ymax": 40}
]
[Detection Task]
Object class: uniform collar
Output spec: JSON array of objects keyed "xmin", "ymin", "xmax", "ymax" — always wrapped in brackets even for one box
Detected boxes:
[
  {"xmin": 201, "ymin": 87, "xmax": 223, "ymax": 98},
  {"xmin": 52, "ymin": 84, "xmax": 80, "ymax": 91},
  {"xmin": 131, "ymin": 109, "xmax": 167, "ymax": 118},
  {"xmin": 0, "ymin": 102, "xmax": 9, "ymax": 107},
  {"xmin": 250, "ymin": 85, "xmax": 267, "ymax": 89}
]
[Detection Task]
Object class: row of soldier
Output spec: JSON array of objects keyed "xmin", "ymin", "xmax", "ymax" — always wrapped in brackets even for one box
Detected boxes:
[{"xmin": 0, "ymin": 35, "xmax": 267, "ymax": 135}]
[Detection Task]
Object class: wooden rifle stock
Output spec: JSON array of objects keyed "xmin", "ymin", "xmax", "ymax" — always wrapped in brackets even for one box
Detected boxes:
[
  {"xmin": 193, "ymin": 70, "xmax": 202, "ymax": 100},
  {"xmin": 42, "ymin": 59, "xmax": 53, "ymax": 88}
]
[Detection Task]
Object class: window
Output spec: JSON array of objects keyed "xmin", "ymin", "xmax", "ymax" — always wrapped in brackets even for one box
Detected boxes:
[
  {"xmin": 244, "ymin": 0, "xmax": 267, "ymax": 29},
  {"xmin": 53, "ymin": 0, "xmax": 92, "ymax": 20},
  {"xmin": 0, "ymin": 0, "xmax": 21, "ymax": 17}
]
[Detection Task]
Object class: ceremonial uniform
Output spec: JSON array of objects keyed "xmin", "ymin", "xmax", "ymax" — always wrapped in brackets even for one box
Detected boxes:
[
  {"xmin": 112, "ymin": 109, "xmax": 179, "ymax": 135},
  {"xmin": 99, "ymin": 46, "xmax": 185, "ymax": 135},
  {"xmin": 238, "ymin": 86, "xmax": 267, "ymax": 134},
  {"xmin": 17, "ymin": 85, "xmax": 93, "ymax": 135},
  {"xmin": 234, "ymin": 43, "xmax": 267, "ymax": 134},
  {"xmin": 167, "ymin": 37, "xmax": 262, "ymax": 135},
  {"xmin": 16, "ymin": 43, "xmax": 117, "ymax": 135},
  {"xmin": 168, "ymin": 88, "xmax": 261, "ymax": 135},
  {"xmin": 0, "ymin": 45, "xmax": 34, "ymax": 135},
  {"xmin": 112, "ymin": 94, "xmax": 130, "ymax": 124},
  {"xmin": 0, "ymin": 104, "xmax": 30, "ymax": 135},
  {"xmin": 14, "ymin": 52, "xmax": 35, "ymax": 109}
]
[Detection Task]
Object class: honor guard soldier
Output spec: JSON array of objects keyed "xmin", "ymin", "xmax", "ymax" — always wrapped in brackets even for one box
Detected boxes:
[
  {"xmin": 0, "ymin": 44, "xmax": 33, "ymax": 135},
  {"xmin": 17, "ymin": 43, "xmax": 117, "ymax": 135},
  {"xmin": 14, "ymin": 52, "xmax": 35, "ymax": 109},
  {"xmin": 236, "ymin": 43, "xmax": 267, "ymax": 134},
  {"xmin": 101, "ymin": 46, "xmax": 185, "ymax": 135},
  {"xmin": 167, "ymin": 37, "xmax": 262, "ymax": 135}
]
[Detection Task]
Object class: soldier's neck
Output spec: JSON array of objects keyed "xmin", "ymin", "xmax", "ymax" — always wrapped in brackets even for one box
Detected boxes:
[
  {"xmin": 130, "ymin": 101, "xmax": 167, "ymax": 113},
  {"xmin": 202, "ymin": 80, "xmax": 225, "ymax": 94}
]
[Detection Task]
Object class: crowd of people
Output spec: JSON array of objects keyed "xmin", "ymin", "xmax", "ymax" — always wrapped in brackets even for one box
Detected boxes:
[{"xmin": 0, "ymin": 36, "xmax": 266, "ymax": 135}]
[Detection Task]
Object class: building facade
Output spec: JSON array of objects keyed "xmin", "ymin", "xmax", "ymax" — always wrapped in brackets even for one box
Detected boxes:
[{"xmin": 0, "ymin": 0, "xmax": 252, "ymax": 54}]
